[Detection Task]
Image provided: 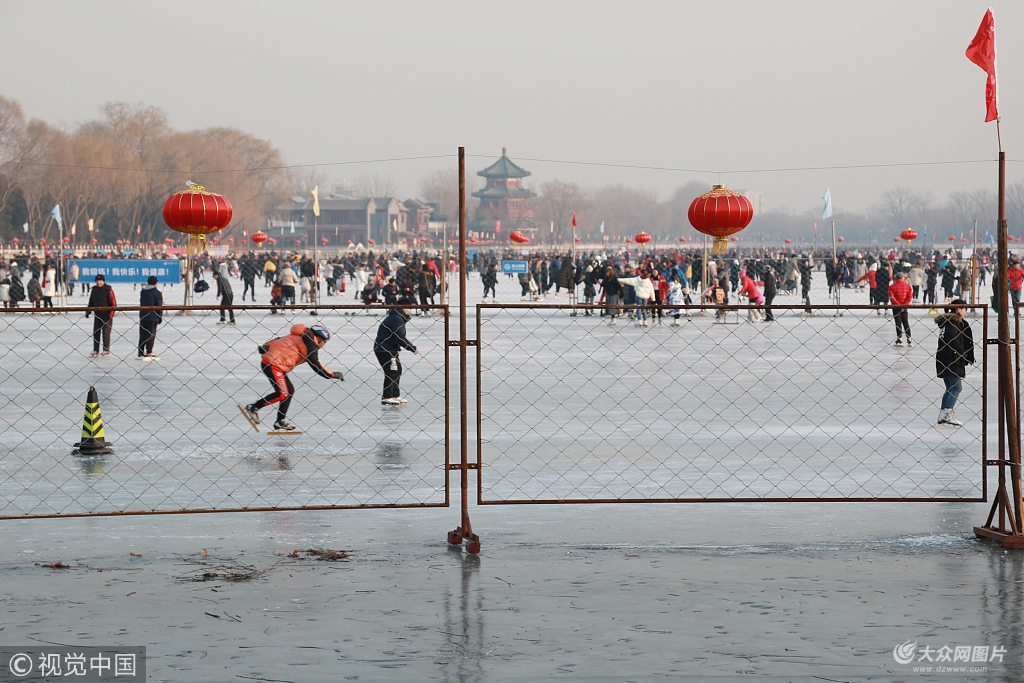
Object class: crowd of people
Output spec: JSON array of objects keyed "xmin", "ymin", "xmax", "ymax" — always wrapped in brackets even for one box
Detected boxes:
[{"xmin": 0, "ymin": 245, "xmax": 997, "ymax": 428}]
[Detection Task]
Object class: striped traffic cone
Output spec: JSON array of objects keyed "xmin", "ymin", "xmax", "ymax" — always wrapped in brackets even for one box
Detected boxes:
[{"xmin": 72, "ymin": 386, "xmax": 114, "ymax": 456}]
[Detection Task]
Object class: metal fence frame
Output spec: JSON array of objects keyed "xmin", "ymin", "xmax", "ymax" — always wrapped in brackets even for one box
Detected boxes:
[
  {"xmin": 0, "ymin": 302, "xmax": 451, "ymax": 519},
  {"xmin": 475, "ymin": 303, "xmax": 989, "ymax": 505}
]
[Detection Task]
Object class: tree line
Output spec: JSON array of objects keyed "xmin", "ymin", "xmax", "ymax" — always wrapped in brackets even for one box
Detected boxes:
[{"xmin": 2, "ymin": 93, "xmax": 1019, "ymax": 249}]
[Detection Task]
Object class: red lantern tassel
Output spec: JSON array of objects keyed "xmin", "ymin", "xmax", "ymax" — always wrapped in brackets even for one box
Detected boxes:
[
  {"xmin": 711, "ymin": 235, "xmax": 728, "ymax": 255},
  {"xmin": 187, "ymin": 234, "xmax": 207, "ymax": 258}
]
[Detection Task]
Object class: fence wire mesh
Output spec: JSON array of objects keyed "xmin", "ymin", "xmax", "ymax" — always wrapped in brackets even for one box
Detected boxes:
[
  {"xmin": 477, "ymin": 303, "xmax": 987, "ymax": 503},
  {"xmin": 0, "ymin": 303, "xmax": 448, "ymax": 518}
]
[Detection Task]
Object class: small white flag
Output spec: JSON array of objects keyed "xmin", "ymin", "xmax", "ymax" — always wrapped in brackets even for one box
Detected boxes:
[
  {"xmin": 50, "ymin": 205, "xmax": 62, "ymax": 228},
  {"xmin": 22, "ymin": 222, "xmax": 28, "ymax": 233},
  {"xmin": 599, "ymin": 221, "xmax": 605, "ymax": 234},
  {"xmin": 822, "ymin": 189, "xmax": 833, "ymax": 220}
]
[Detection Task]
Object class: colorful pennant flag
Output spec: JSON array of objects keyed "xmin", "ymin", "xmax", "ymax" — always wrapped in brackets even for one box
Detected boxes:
[{"xmin": 966, "ymin": 7, "xmax": 999, "ymax": 123}]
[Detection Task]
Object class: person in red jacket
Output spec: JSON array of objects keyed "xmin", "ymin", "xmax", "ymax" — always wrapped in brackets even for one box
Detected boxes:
[
  {"xmin": 1008, "ymin": 260, "xmax": 1024, "ymax": 305},
  {"xmin": 241, "ymin": 324, "xmax": 343, "ymax": 431},
  {"xmin": 888, "ymin": 271, "xmax": 914, "ymax": 346}
]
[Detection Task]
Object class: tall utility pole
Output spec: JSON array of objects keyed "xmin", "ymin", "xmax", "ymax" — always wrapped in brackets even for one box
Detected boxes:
[{"xmin": 975, "ymin": 141, "xmax": 1024, "ymax": 545}]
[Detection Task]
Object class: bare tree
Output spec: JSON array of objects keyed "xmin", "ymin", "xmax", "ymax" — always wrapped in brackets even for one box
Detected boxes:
[
  {"xmin": 881, "ymin": 186, "xmax": 914, "ymax": 231},
  {"xmin": 533, "ymin": 180, "xmax": 590, "ymax": 242},
  {"xmin": 1007, "ymin": 181, "xmax": 1024, "ymax": 234},
  {"xmin": 417, "ymin": 169, "xmax": 479, "ymax": 225},
  {"xmin": 351, "ymin": 172, "xmax": 399, "ymax": 198}
]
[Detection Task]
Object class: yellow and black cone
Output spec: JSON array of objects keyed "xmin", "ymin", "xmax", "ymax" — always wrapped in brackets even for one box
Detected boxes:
[{"xmin": 72, "ymin": 386, "xmax": 113, "ymax": 456}]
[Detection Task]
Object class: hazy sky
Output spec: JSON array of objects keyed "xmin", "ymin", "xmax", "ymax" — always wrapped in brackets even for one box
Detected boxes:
[{"xmin": 1, "ymin": 1, "xmax": 1020, "ymax": 215}]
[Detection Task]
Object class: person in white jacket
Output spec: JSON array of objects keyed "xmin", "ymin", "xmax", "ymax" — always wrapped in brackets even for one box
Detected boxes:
[
  {"xmin": 353, "ymin": 264, "xmax": 370, "ymax": 300},
  {"xmin": 42, "ymin": 266, "xmax": 57, "ymax": 311},
  {"xmin": 278, "ymin": 261, "xmax": 297, "ymax": 305},
  {"xmin": 617, "ymin": 269, "xmax": 656, "ymax": 326}
]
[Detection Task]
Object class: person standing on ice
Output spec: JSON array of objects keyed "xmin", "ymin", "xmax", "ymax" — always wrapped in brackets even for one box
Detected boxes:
[
  {"xmin": 85, "ymin": 274, "xmax": 116, "ymax": 356},
  {"xmin": 888, "ymin": 271, "xmax": 913, "ymax": 346},
  {"xmin": 736, "ymin": 269, "xmax": 764, "ymax": 322},
  {"xmin": 242, "ymin": 324, "xmax": 343, "ymax": 432},
  {"xmin": 138, "ymin": 275, "xmax": 163, "ymax": 359},
  {"xmin": 374, "ymin": 298, "xmax": 418, "ymax": 405},
  {"xmin": 935, "ymin": 299, "xmax": 974, "ymax": 426}
]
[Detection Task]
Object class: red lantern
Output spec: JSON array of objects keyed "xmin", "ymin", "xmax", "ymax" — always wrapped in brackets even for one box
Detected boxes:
[
  {"xmin": 251, "ymin": 231, "xmax": 268, "ymax": 246},
  {"xmin": 267, "ymin": 237, "xmax": 277, "ymax": 245},
  {"xmin": 164, "ymin": 237, "xmax": 175, "ymax": 245},
  {"xmin": 574, "ymin": 237, "xmax": 581, "ymax": 243},
  {"xmin": 40, "ymin": 238, "xmax": 47, "ymax": 245},
  {"xmin": 959, "ymin": 237, "xmax": 968, "ymax": 243},
  {"xmin": 688, "ymin": 184, "xmax": 753, "ymax": 255},
  {"xmin": 62, "ymin": 237, "xmax": 70, "ymax": 243},
  {"xmin": 730, "ymin": 236, "xmax": 738, "ymax": 242},
  {"xmin": 900, "ymin": 229, "xmax": 917, "ymax": 244},
  {"xmin": 347, "ymin": 240, "xmax": 354, "ymax": 246},
  {"xmin": 948, "ymin": 235, "xmax": 956, "ymax": 242},
  {"xmin": 784, "ymin": 238, "xmax": 792, "ymax": 244},
  {"xmin": 369, "ymin": 239, "xmax": 375, "ymax": 245},
  {"xmin": 148, "ymin": 241, "xmax": 156, "ymax": 246},
  {"xmin": 321, "ymin": 237, "xmax": 328, "ymax": 245},
  {"xmin": 12, "ymin": 237, "xmax": 19, "ymax": 244},
  {"xmin": 838, "ymin": 237, "xmax": 845, "ymax": 243},
  {"xmin": 678, "ymin": 237, "xmax": 686, "ymax": 243},
  {"xmin": 509, "ymin": 231, "xmax": 528, "ymax": 244},
  {"xmin": 635, "ymin": 232, "xmax": 651, "ymax": 245},
  {"xmin": 91, "ymin": 238, "xmax": 97, "ymax": 244},
  {"xmin": 162, "ymin": 183, "xmax": 232, "ymax": 256},
  {"xmin": 1010, "ymin": 235, "xmax": 1017, "ymax": 243},
  {"xmin": 893, "ymin": 237, "xmax": 900, "ymax": 242},
  {"xmin": 210, "ymin": 236, "xmax": 220, "ymax": 244},
  {"xmin": 228, "ymin": 238, "xmax": 234, "ymax": 243},
  {"xmin": 295, "ymin": 239, "xmax": 301, "ymax": 246}
]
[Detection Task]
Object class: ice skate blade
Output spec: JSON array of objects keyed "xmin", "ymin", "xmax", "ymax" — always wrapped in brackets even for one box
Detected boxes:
[
  {"xmin": 267, "ymin": 430, "xmax": 302, "ymax": 436},
  {"xmin": 237, "ymin": 404, "xmax": 260, "ymax": 432}
]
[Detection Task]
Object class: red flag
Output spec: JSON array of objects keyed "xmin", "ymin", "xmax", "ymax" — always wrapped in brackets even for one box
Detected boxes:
[
  {"xmin": 966, "ymin": 7, "xmax": 999, "ymax": 122},
  {"xmin": 571, "ymin": 212, "xmax": 577, "ymax": 228}
]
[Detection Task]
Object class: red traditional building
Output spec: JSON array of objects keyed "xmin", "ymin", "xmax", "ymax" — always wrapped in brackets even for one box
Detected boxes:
[{"xmin": 470, "ymin": 148, "xmax": 536, "ymax": 235}]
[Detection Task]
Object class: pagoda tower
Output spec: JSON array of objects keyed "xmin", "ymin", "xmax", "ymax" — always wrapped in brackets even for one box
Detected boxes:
[{"xmin": 470, "ymin": 148, "xmax": 536, "ymax": 234}]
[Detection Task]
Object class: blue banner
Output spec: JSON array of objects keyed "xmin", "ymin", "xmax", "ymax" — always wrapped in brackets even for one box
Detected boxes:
[
  {"xmin": 68, "ymin": 259, "xmax": 181, "ymax": 283},
  {"xmin": 502, "ymin": 260, "xmax": 528, "ymax": 273}
]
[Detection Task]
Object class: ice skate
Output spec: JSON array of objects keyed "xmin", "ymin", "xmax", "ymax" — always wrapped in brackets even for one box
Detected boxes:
[
  {"xmin": 608, "ymin": 319, "xmax": 616, "ymax": 326},
  {"xmin": 906, "ymin": 338, "xmax": 912, "ymax": 347},
  {"xmin": 945, "ymin": 410, "xmax": 963, "ymax": 427},
  {"xmin": 673, "ymin": 319, "xmax": 680, "ymax": 326},
  {"xmin": 894, "ymin": 339, "xmax": 902, "ymax": 347},
  {"xmin": 238, "ymin": 404, "xmax": 260, "ymax": 432},
  {"xmin": 394, "ymin": 397, "xmax": 408, "ymax": 404},
  {"xmin": 381, "ymin": 397, "xmax": 402, "ymax": 405},
  {"xmin": 270, "ymin": 417, "xmax": 300, "ymax": 434}
]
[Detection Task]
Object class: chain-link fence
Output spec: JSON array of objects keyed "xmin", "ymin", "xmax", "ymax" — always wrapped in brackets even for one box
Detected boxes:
[
  {"xmin": 477, "ymin": 303, "xmax": 988, "ymax": 503},
  {"xmin": 0, "ymin": 303, "xmax": 448, "ymax": 518}
]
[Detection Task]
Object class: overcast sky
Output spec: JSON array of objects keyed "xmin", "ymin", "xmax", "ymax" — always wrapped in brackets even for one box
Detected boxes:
[{"xmin": 1, "ymin": 1, "xmax": 1020, "ymax": 215}]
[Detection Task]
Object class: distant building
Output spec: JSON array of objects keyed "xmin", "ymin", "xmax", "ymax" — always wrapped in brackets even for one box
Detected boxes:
[
  {"xmin": 300, "ymin": 197, "xmax": 377, "ymax": 246},
  {"xmin": 739, "ymin": 190, "xmax": 764, "ymax": 217},
  {"xmin": 470, "ymin": 148, "xmax": 536, "ymax": 235}
]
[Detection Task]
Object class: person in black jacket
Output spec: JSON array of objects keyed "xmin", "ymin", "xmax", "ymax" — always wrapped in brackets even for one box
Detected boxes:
[
  {"xmin": 86, "ymin": 274, "xmax": 116, "ymax": 356},
  {"xmin": 762, "ymin": 265, "xmax": 777, "ymax": 321},
  {"xmin": 240, "ymin": 258, "xmax": 258, "ymax": 302},
  {"xmin": 934, "ymin": 299, "xmax": 975, "ymax": 426},
  {"xmin": 213, "ymin": 271, "xmax": 235, "ymax": 324},
  {"xmin": 138, "ymin": 275, "xmax": 163, "ymax": 359},
  {"xmin": 373, "ymin": 298, "xmax": 418, "ymax": 405}
]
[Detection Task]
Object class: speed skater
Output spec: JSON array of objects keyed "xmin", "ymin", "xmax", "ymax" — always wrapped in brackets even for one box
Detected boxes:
[{"xmin": 241, "ymin": 324, "xmax": 343, "ymax": 431}]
